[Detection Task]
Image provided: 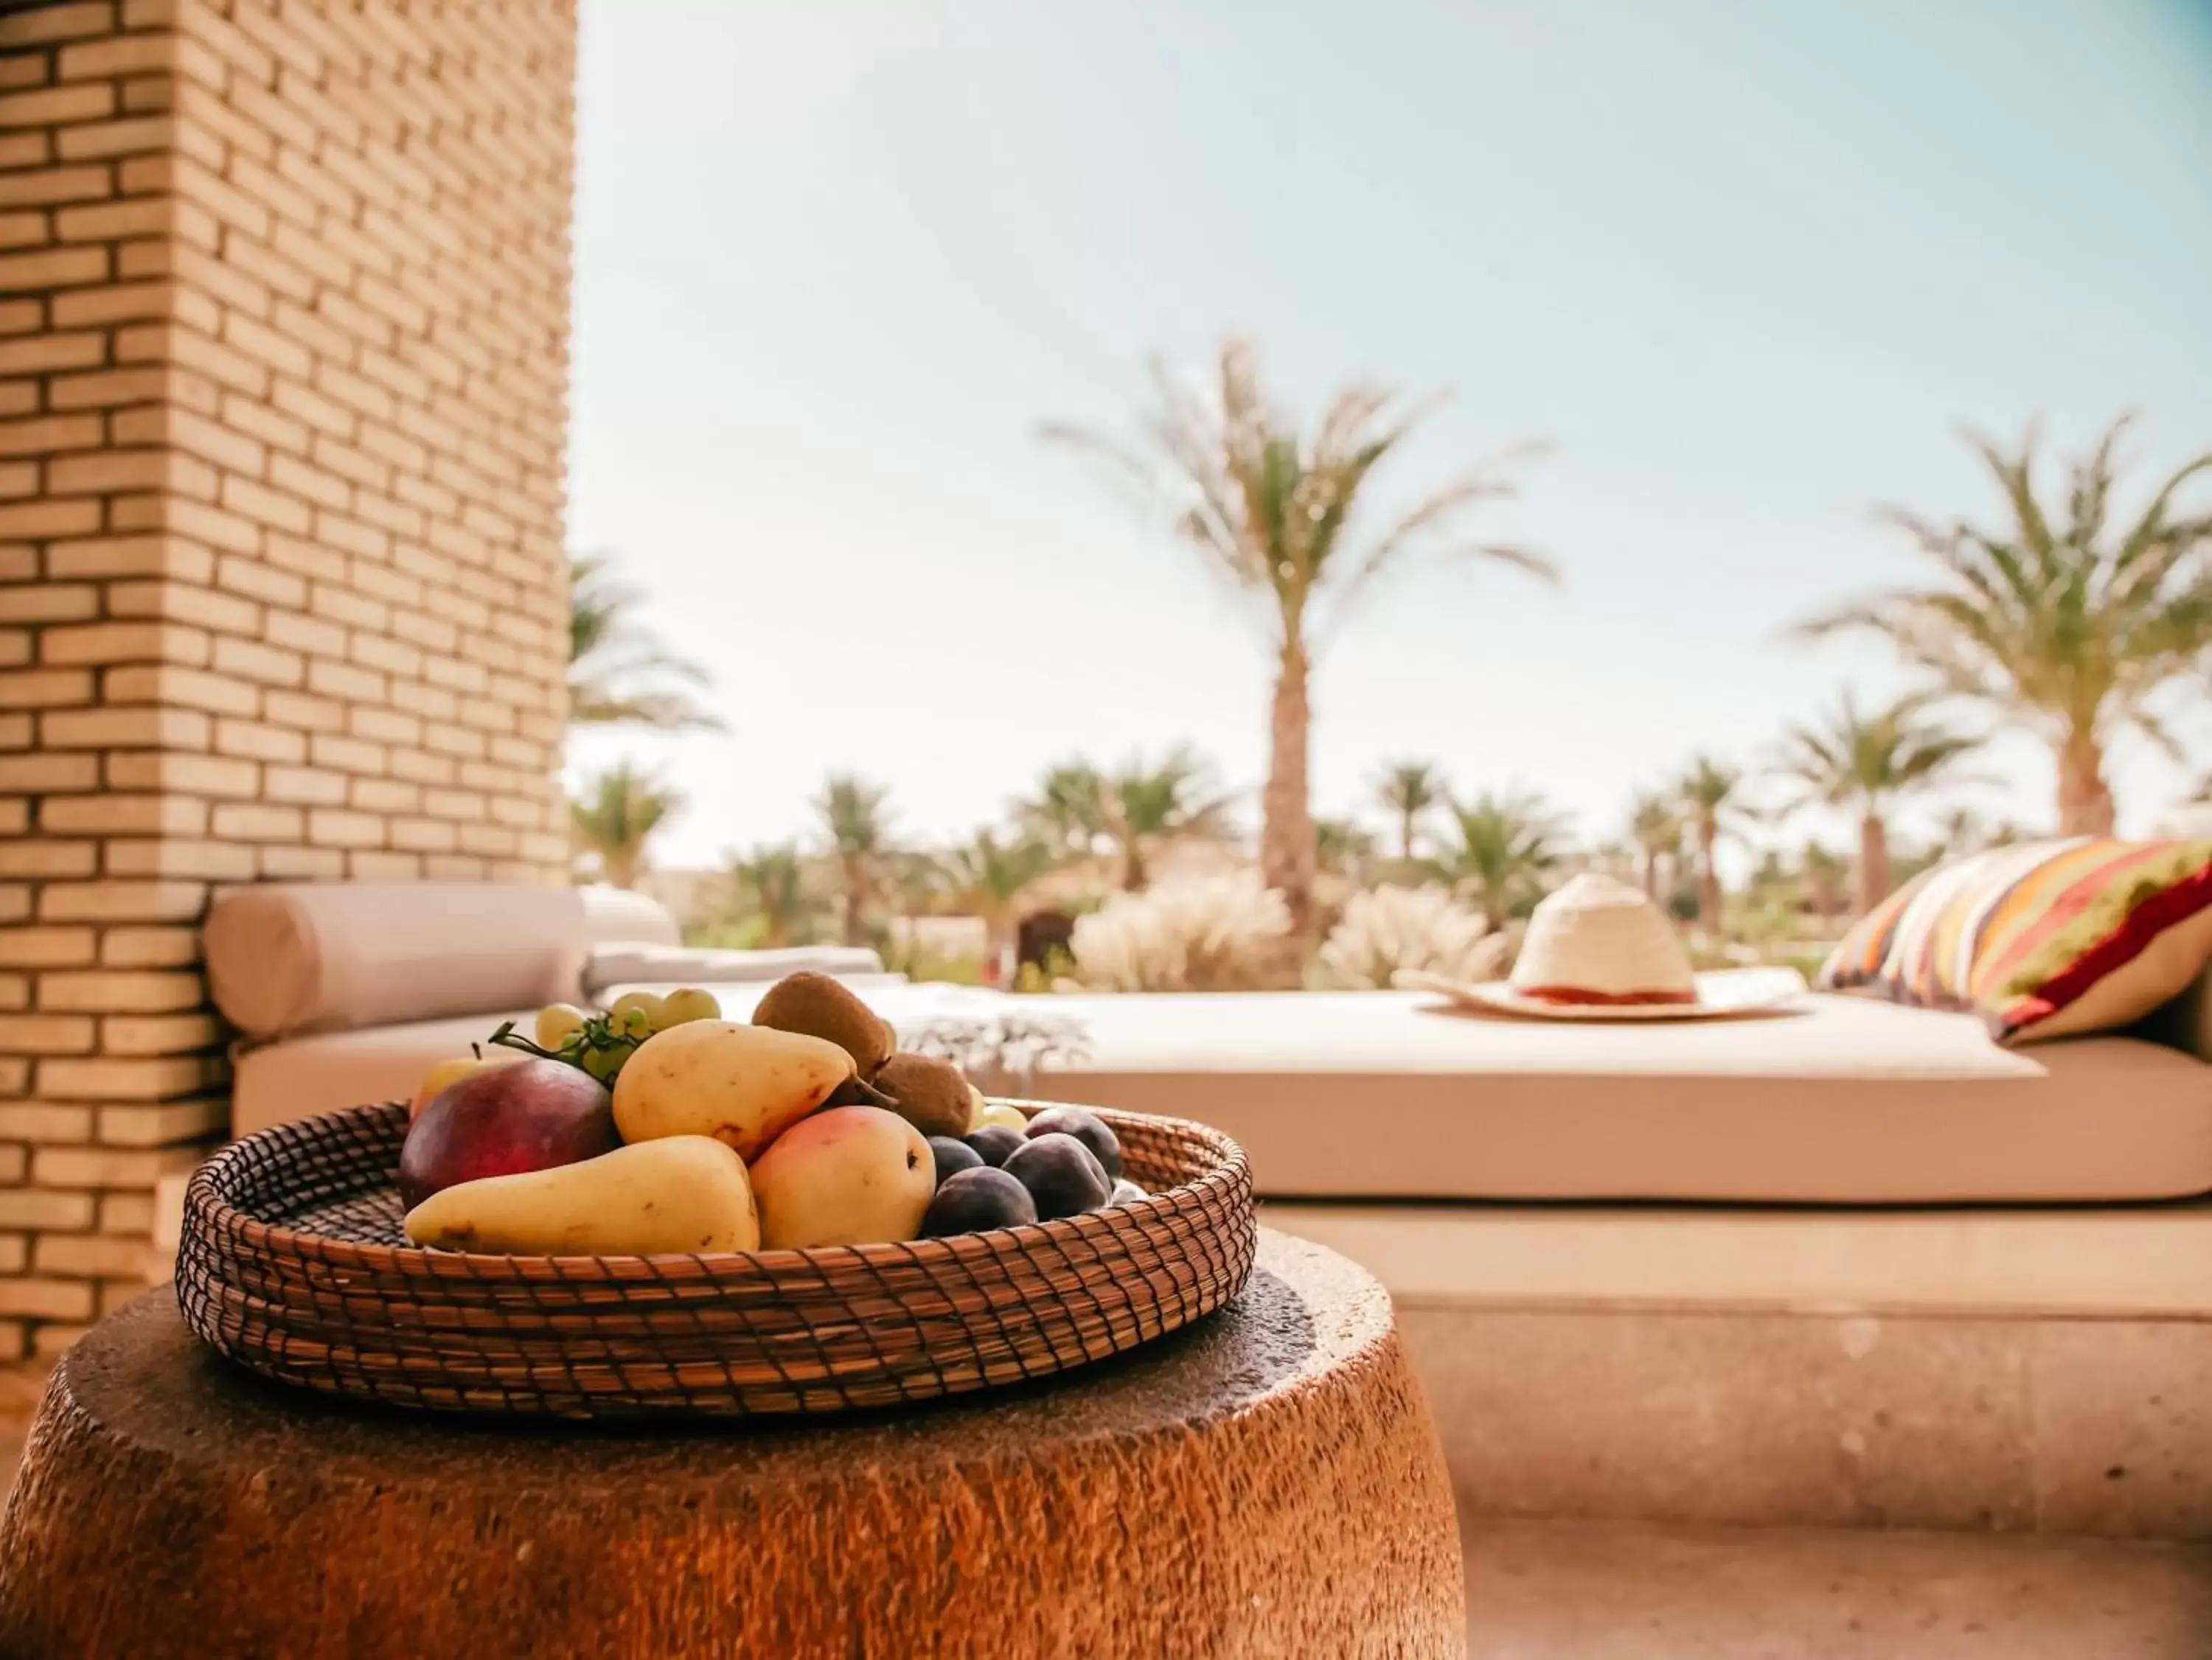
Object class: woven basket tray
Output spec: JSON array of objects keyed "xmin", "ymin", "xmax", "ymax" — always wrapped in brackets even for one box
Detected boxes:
[{"xmin": 175, "ymin": 1099, "xmax": 1257, "ymax": 1420}]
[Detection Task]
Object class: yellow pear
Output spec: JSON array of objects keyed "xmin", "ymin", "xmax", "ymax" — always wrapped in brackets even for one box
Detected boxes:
[
  {"xmin": 403, "ymin": 1134, "xmax": 759, "ymax": 1255},
  {"xmin": 612, "ymin": 1019, "xmax": 854, "ymax": 1158}
]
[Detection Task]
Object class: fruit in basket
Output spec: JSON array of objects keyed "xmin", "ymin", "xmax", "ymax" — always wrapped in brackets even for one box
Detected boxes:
[
  {"xmin": 608, "ymin": 991, "xmax": 662, "ymax": 1042},
  {"xmin": 397, "ymin": 1058, "xmax": 618, "ymax": 1210},
  {"xmin": 749, "ymin": 1106, "xmax": 933, "ymax": 1249},
  {"xmin": 961, "ymin": 1124, "xmax": 1023, "ymax": 1168},
  {"xmin": 1106, "ymin": 1178, "xmax": 1150, "ymax": 1207},
  {"xmin": 1023, "ymin": 1105, "xmax": 1122, "ymax": 1181},
  {"xmin": 534, "ymin": 1003, "xmax": 591, "ymax": 1050},
  {"xmin": 750, "ymin": 972, "xmax": 894, "ymax": 1078},
  {"xmin": 921, "ymin": 1166, "xmax": 1037, "ymax": 1237},
  {"xmin": 497, "ymin": 1005, "xmax": 650, "ymax": 1086},
  {"xmin": 873, "ymin": 1053, "xmax": 973, "ymax": 1139},
  {"xmin": 656, "ymin": 986, "xmax": 722, "ymax": 1028},
  {"xmin": 402, "ymin": 1134, "xmax": 759, "ymax": 1255},
  {"xmin": 578, "ymin": 1042, "xmax": 627, "ymax": 1083},
  {"xmin": 1001, "ymin": 1133, "xmax": 1110, "ymax": 1221},
  {"xmin": 966, "ymin": 1082, "xmax": 987, "ymax": 1131},
  {"xmin": 408, "ymin": 1053, "xmax": 507, "ymax": 1122},
  {"xmin": 975, "ymin": 1101, "xmax": 1028, "ymax": 1135},
  {"xmin": 927, "ymin": 1134, "xmax": 982, "ymax": 1185},
  {"xmin": 612, "ymin": 1020, "xmax": 854, "ymax": 1158}
]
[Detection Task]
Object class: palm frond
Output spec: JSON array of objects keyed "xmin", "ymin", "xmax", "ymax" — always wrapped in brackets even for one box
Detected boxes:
[
  {"xmin": 1434, "ymin": 788, "xmax": 1571, "ymax": 921},
  {"xmin": 568, "ymin": 761, "xmax": 683, "ymax": 886},
  {"xmin": 1043, "ymin": 337, "xmax": 1554, "ymax": 655},
  {"xmin": 567, "ymin": 551, "xmax": 724, "ymax": 733},
  {"xmin": 1797, "ymin": 420, "xmax": 2212, "ymax": 811},
  {"xmin": 1767, "ymin": 688, "xmax": 1985, "ymax": 813}
]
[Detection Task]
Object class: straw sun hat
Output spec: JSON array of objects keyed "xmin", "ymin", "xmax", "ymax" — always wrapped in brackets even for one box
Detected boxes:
[{"xmin": 1397, "ymin": 871, "xmax": 1804, "ymax": 1022}]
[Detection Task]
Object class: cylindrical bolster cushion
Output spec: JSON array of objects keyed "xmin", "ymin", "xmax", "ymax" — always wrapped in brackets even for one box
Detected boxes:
[
  {"xmin": 578, "ymin": 883, "xmax": 682, "ymax": 949},
  {"xmin": 203, "ymin": 883, "xmax": 592, "ymax": 1042}
]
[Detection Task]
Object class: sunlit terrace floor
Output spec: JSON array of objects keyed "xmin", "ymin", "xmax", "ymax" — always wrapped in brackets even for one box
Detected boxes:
[{"xmin": 1461, "ymin": 1515, "xmax": 2212, "ymax": 1658}]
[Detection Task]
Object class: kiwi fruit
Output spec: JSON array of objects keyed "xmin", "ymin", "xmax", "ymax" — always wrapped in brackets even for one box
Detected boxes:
[
  {"xmin": 874, "ymin": 1053, "xmax": 975, "ymax": 1140},
  {"xmin": 751, "ymin": 972, "xmax": 893, "ymax": 1078}
]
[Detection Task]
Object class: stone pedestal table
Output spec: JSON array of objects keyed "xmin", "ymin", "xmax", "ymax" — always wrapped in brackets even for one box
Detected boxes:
[{"xmin": 0, "ymin": 1231, "xmax": 1462, "ymax": 1658}]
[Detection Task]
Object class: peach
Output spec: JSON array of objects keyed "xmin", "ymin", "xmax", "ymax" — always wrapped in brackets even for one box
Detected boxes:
[{"xmin": 748, "ymin": 1106, "xmax": 933, "ymax": 1249}]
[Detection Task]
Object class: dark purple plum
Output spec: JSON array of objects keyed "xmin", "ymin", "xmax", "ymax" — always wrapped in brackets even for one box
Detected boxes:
[
  {"xmin": 961, "ymin": 1124, "xmax": 1023, "ymax": 1168},
  {"xmin": 920, "ymin": 1167, "xmax": 1037, "ymax": 1237},
  {"xmin": 1001, "ymin": 1132, "xmax": 1110, "ymax": 1221},
  {"xmin": 927, "ymin": 1134, "xmax": 982, "ymax": 1186},
  {"xmin": 1023, "ymin": 1104, "xmax": 1121, "ymax": 1180},
  {"xmin": 397, "ymin": 1059, "xmax": 616, "ymax": 1210},
  {"xmin": 1102, "ymin": 1178, "xmax": 1149, "ymax": 1210}
]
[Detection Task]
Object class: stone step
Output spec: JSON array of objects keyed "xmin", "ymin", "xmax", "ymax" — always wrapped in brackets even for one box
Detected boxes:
[{"xmin": 1271, "ymin": 1203, "xmax": 2212, "ymax": 1538}]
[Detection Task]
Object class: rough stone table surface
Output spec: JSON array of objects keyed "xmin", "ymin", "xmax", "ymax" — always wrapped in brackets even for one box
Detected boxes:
[{"xmin": 0, "ymin": 1230, "xmax": 1461, "ymax": 1660}]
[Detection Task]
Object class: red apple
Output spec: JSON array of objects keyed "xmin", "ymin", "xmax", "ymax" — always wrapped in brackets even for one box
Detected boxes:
[{"xmin": 397, "ymin": 1058, "xmax": 616, "ymax": 1211}]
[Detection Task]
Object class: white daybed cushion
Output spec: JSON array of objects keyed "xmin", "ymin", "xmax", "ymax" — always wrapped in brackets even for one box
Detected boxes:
[{"xmin": 227, "ymin": 985, "xmax": 2212, "ymax": 1205}]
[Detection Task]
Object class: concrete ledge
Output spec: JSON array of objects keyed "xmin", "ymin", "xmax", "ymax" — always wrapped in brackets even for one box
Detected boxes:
[
  {"xmin": 1265, "ymin": 1202, "xmax": 2212, "ymax": 1319},
  {"xmin": 1268, "ymin": 1203, "xmax": 2212, "ymax": 1538}
]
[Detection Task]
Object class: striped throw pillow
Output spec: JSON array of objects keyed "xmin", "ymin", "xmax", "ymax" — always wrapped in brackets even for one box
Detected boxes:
[{"xmin": 1818, "ymin": 837, "xmax": 2212, "ymax": 1043}]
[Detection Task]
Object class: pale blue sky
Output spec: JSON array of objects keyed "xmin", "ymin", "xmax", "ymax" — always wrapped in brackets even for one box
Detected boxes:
[{"xmin": 569, "ymin": 0, "xmax": 2212, "ymax": 871}]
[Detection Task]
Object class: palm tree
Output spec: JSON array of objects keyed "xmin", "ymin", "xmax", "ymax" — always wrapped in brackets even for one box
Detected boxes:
[
  {"xmin": 726, "ymin": 843, "xmax": 819, "ymax": 947},
  {"xmin": 1374, "ymin": 759, "xmax": 1447, "ymax": 861},
  {"xmin": 1797, "ymin": 417, "xmax": 2212, "ymax": 835},
  {"xmin": 1314, "ymin": 816, "xmax": 1377, "ymax": 883},
  {"xmin": 567, "ymin": 553, "xmax": 723, "ymax": 731},
  {"xmin": 1927, "ymin": 805, "xmax": 1988, "ymax": 865},
  {"xmin": 1102, "ymin": 746, "xmax": 1236, "ymax": 890},
  {"xmin": 815, "ymin": 773, "xmax": 893, "ymax": 946},
  {"xmin": 1434, "ymin": 789, "xmax": 1570, "ymax": 928},
  {"xmin": 1018, "ymin": 761, "xmax": 1109, "ymax": 860},
  {"xmin": 1678, "ymin": 756, "xmax": 1742, "ymax": 934},
  {"xmin": 1799, "ymin": 841, "xmax": 1850, "ymax": 918},
  {"xmin": 1017, "ymin": 749, "xmax": 1234, "ymax": 890},
  {"xmin": 939, "ymin": 830, "xmax": 1057, "ymax": 981},
  {"xmin": 1771, "ymin": 690, "xmax": 1984, "ymax": 915},
  {"xmin": 568, "ymin": 761, "xmax": 681, "ymax": 889},
  {"xmin": 1627, "ymin": 791, "xmax": 1682, "ymax": 902},
  {"xmin": 1045, "ymin": 338, "xmax": 1555, "ymax": 946}
]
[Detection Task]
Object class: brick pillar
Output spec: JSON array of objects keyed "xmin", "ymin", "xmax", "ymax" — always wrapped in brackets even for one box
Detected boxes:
[{"xmin": 0, "ymin": 0, "xmax": 575, "ymax": 1358}]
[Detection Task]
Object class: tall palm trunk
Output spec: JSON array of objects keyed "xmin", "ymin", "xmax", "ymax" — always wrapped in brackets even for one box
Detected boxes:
[
  {"xmin": 1261, "ymin": 643, "xmax": 1316, "ymax": 946},
  {"xmin": 1855, "ymin": 814, "xmax": 1891, "ymax": 917},
  {"xmin": 1640, "ymin": 850, "xmax": 1660, "ymax": 901},
  {"xmin": 2058, "ymin": 729, "xmax": 2115, "ymax": 837},
  {"xmin": 1397, "ymin": 812, "xmax": 1418, "ymax": 862},
  {"xmin": 604, "ymin": 849, "xmax": 639, "ymax": 889},
  {"xmin": 1696, "ymin": 824, "xmax": 1721, "ymax": 935}
]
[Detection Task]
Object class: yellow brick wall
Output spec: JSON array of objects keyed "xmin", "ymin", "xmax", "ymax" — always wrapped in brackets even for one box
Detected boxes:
[{"xmin": 0, "ymin": 0, "xmax": 575, "ymax": 1356}]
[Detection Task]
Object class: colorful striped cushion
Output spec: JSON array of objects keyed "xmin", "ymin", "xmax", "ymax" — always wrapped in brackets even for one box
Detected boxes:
[{"xmin": 1817, "ymin": 837, "xmax": 2212, "ymax": 1043}]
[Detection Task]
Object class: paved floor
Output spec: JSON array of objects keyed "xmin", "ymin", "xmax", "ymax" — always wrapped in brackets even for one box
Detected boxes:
[{"xmin": 1464, "ymin": 1518, "xmax": 2212, "ymax": 1659}]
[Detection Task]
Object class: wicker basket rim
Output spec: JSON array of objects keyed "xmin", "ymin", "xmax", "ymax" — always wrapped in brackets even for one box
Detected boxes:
[{"xmin": 186, "ymin": 1096, "xmax": 1251, "ymax": 1279}]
